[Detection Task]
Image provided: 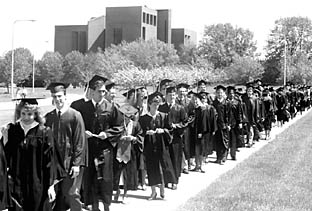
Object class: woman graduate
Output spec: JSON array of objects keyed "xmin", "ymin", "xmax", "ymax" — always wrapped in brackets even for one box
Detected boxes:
[
  {"xmin": 113, "ymin": 103, "xmax": 143, "ymax": 202},
  {"xmin": 139, "ymin": 92, "xmax": 177, "ymax": 200},
  {"xmin": 3, "ymin": 98, "xmax": 66, "ymax": 211}
]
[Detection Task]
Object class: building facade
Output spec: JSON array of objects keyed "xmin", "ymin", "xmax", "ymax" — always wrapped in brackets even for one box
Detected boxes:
[
  {"xmin": 54, "ymin": 25, "xmax": 87, "ymax": 56},
  {"xmin": 54, "ymin": 6, "xmax": 196, "ymax": 56}
]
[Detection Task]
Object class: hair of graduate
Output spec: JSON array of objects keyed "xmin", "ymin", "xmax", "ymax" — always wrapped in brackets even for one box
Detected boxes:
[{"xmin": 14, "ymin": 102, "xmax": 45, "ymax": 125}]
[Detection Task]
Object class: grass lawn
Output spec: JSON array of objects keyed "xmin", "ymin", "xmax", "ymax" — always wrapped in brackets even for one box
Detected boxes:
[
  {"xmin": 0, "ymin": 87, "xmax": 85, "ymax": 102},
  {"xmin": 178, "ymin": 111, "xmax": 312, "ymax": 211}
]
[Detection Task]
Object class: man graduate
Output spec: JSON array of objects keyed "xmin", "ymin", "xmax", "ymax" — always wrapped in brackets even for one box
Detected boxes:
[
  {"xmin": 74, "ymin": 75, "xmax": 123, "ymax": 211},
  {"xmin": 158, "ymin": 86, "xmax": 188, "ymax": 189},
  {"xmin": 45, "ymin": 83, "xmax": 87, "ymax": 211},
  {"xmin": 212, "ymin": 85, "xmax": 231, "ymax": 165}
]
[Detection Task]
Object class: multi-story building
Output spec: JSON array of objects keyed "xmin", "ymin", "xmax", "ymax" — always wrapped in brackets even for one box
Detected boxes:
[
  {"xmin": 54, "ymin": 6, "xmax": 196, "ymax": 56},
  {"xmin": 54, "ymin": 25, "xmax": 87, "ymax": 56},
  {"xmin": 171, "ymin": 28, "xmax": 197, "ymax": 51}
]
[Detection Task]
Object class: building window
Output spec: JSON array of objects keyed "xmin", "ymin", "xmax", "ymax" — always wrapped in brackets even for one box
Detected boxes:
[
  {"xmin": 154, "ymin": 16, "xmax": 157, "ymax": 26},
  {"xmin": 113, "ymin": 28, "xmax": 122, "ymax": 45},
  {"xmin": 150, "ymin": 14, "xmax": 153, "ymax": 25},
  {"xmin": 146, "ymin": 14, "xmax": 149, "ymax": 25},
  {"xmin": 143, "ymin": 12, "xmax": 146, "ymax": 23},
  {"xmin": 142, "ymin": 27, "xmax": 146, "ymax": 40}
]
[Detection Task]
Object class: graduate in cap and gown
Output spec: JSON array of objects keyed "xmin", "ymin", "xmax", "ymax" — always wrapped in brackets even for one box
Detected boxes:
[
  {"xmin": 45, "ymin": 83, "xmax": 87, "ymax": 211},
  {"xmin": 226, "ymin": 86, "xmax": 243, "ymax": 160},
  {"xmin": 175, "ymin": 83, "xmax": 194, "ymax": 174},
  {"xmin": 191, "ymin": 92, "xmax": 217, "ymax": 171},
  {"xmin": 112, "ymin": 104, "xmax": 143, "ymax": 202},
  {"xmin": 158, "ymin": 86, "xmax": 188, "ymax": 189},
  {"xmin": 72, "ymin": 75, "xmax": 123, "ymax": 211},
  {"xmin": 3, "ymin": 98, "xmax": 66, "ymax": 211},
  {"xmin": 139, "ymin": 92, "xmax": 177, "ymax": 200},
  {"xmin": 212, "ymin": 85, "xmax": 231, "ymax": 165}
]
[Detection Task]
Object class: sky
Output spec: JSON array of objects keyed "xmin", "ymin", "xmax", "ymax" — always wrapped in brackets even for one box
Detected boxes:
[{"xmin": 1, "ymin": 0, "xmax": 312, "ymax": 59}]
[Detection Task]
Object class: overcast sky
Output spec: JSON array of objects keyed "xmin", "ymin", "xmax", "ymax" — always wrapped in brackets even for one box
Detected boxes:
[{"xmin": 1, "ymin": 0, "xmax": 312, "ymax": 59}]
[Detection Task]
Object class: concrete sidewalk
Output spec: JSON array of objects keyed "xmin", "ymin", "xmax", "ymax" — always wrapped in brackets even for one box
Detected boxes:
[{"xmin": 107, "ymin": 110, "xmax": 310, "ymax": 211}]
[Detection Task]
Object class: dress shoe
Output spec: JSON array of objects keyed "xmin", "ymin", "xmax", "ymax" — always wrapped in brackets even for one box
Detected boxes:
[
  {"xmin": 231, "ymin": 156, "xmax": 236, "ymax": 161},
  {"xmin": 182, "ymin": 169, "xmax": 189, "ymax": 174},
  {"xmin": 147, "ymin": 192, "xmax": 157, "ymax": 200},
  {"xmin": 198, "ymin": 168, "xmax": 205, "ymax": 173}
]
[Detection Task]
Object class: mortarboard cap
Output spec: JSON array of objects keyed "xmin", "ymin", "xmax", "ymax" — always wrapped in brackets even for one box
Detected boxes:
[
  {"xmin": 88, "ymin": 75, "xmax": 108, "ymax": 90},
  {"xmin": 12, "ymin": 97, "xmax": 42, "ymax": 105},
  {"xmin": 214, "ymin": 85, "xmax": 226, "ymax": 91},
  {"xmin": 147, "ymin": 91, "xmax": 163, "ymax": 104},
  {"xmin": 105, "ymin": 81, "xmax": 116, "ymax": 91},
  {"xmin": 166, "ymin": 86, "xmax": 177, "ymax": 94},
  {"xmin": 193, "ymin": 92, "xmax": 205, "ymax": 100},
  {"xmin": 119, "ymin": 103, "xmax": 138, "ymax": 116},
  {"xmin": 197, "ymin": 80, "xmax": 207, "ymax": 86},
  {"xmin": 46, "ymin": 82, "xmax": 69, "ymax": 93},
  {"xmin": 176, "ymin": 83, "xmax": 190, "ymax": 89},
  {"xmin": 122, "ymin": 86, "xmax": 145, "ymax": 98},
  {"xmin": 227, "ymin": 86, "xmax": 236, "ymax": 92}
]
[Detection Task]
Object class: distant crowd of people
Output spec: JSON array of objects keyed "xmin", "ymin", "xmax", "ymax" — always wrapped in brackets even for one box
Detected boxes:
[{"xmin": 0, "ymin": 75, "xmax": 311, "ymax": 211}]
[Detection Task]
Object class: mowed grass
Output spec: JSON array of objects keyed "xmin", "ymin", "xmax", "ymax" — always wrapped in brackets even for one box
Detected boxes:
[{"xmin": 178, "ymin": 111, "xmax": 312, "ymax": 211}]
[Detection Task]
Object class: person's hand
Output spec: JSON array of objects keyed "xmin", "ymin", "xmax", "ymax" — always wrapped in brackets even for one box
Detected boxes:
[
  {"xmin": 97, "ymin": 132, "xmax": 107, "ymax": 140},
  {"xmin": 155, "ymin": 128, "xmax": 164, "ymax": 134},
  {"xmin": 48, "ymin": 185, "xmax": 56, "ymax": 202},
  {"xmin": 198, "ymin": 133, "xmax": 202, "ymax": 139},
  {"xmin": 85, "ymin": 130, "xmax": 93, "ymax": 138},
  {"xmin": 70, "ymin": 166, "xmax": 80, "ymax": 179},
  {"xmin": 1, "ymin": 124, "xmax": 9, "ymax": 146},
  {"xmin": 171, "ymin": 123, "xmax": 177, "ymax": 129},
  {"xmin": 146, "ymin": 130, "xmax": 155, "ymax": 135},
  {"xmin": 238, "ymin": 123, "xmax": 243, "ymax": 129},
  {"xmin": 227, "ymin": 126, "xmax": 231, "ymax": 131},
  {"xmin": 212, "ymin": 132, "xmax": 216, "ymax": 136}
]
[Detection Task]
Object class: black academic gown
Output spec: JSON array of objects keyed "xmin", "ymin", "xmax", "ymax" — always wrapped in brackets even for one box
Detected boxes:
[
  {"xmin": 194, "ymin": 105, "xmax": 217, "ymax": 155},
  {"xmin": 72, "ymin": 100, "xmax": 123, "ymax": 206},
  {"xmin": 114, "ymin": 121, "xmax": 143, "ymax": 191},
  {"xmin": 4, "ymin": 123, "xmax": 66, "ymax": 211},
  {"xmin": 45, "ymin": 107, "xmax": 87, "ymax": 211},
  {"xmin": 176, "ymin": 98, "xmax": 196, "ymax": 160},
  {"xmin": 0, "ymin": 138, "xmax": 11, "ymax": 210},
  {"xmin": 139, "ymin": 112, "xmax": 177, "ymax": 186},
  {"xmin": 212, "ymin": 98, "xmax": 230, "ymax": 161},
  {"xmin": 159, "ymin": 103, "xmax": 188, "ymax": 182}
]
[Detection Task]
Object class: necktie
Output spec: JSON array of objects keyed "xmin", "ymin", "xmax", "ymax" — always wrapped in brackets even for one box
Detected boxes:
[{"xmin": 57, "ymin": 111, "xmax": 61, "ymax": 146}]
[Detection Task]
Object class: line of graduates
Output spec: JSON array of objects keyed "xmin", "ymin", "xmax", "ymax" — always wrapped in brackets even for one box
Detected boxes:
[{"xmin": 1, "ymin": 74, "xmax": 311, "ymax": 211}]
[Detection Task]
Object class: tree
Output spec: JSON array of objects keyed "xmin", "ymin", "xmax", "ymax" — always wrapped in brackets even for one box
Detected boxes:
[
  {"xmin": 63, "ymin": 51, "xmax": 85, "ymax": 86},
  {"xmin": 177, "ymin": 43, "xmax": 198, "ymax": 65},
  {"xmin": 224, "ymin": 56, "xmax": 264, "ymax": 84},
  {"xmin": 198, "ymin": 23, "xmax": 257, "ymax": 69},
  {"xmin": 115, "ymin": 39, "xmax": 179, "ymax": 69},
  {"xmin": 0, "ymin": 48, "xmax": 33, "ymax": 92},
  {"xmin": 37, "ymin": 51, "xmax": 64, "ymax": 84},
  {"xmin": 264, "ymin": 16, "xmax": 312, "ymax": 84}
]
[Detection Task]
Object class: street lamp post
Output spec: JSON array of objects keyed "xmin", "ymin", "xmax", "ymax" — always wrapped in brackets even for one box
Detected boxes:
[
  {"xmin": 283, "ymin": 35, "xmax": 287, "ymax": 86},
  {"xmin": 11, "ymin": 19, "xmax": 36, "ymax": 99},
  {"xmin": 32, "ymin": 54, "xmax": 35, "ymax": 93}
]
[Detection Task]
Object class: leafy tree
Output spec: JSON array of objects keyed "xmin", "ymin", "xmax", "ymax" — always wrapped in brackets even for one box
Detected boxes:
[
  {"xmin": 0, "ymin": 48, "xmax": 33, "ymax": 92},
  {"xmin": 177, "ymin": 43, "xmax": 198, "ymax": 65},
  {"xmin": 264, "ymin": 16, "xmax": 312, "ymax": 84},
  {"xmin": 37, "ymin": 51, "xmax": 64, "ymax": 84},
  {"xmin": 224, "ymin": 56, "xmax": 264, "ymax": 84},
  {"xmin": 115, "ymin": 39, "xmax": 179, "ymax": 69},
  {"xmin": 63, "ymin": 51, "xmax": 85, "ymax": 86},
  {"xmin": 198, "ymin": 23, "xmax": 257, "ymax": 69}
]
